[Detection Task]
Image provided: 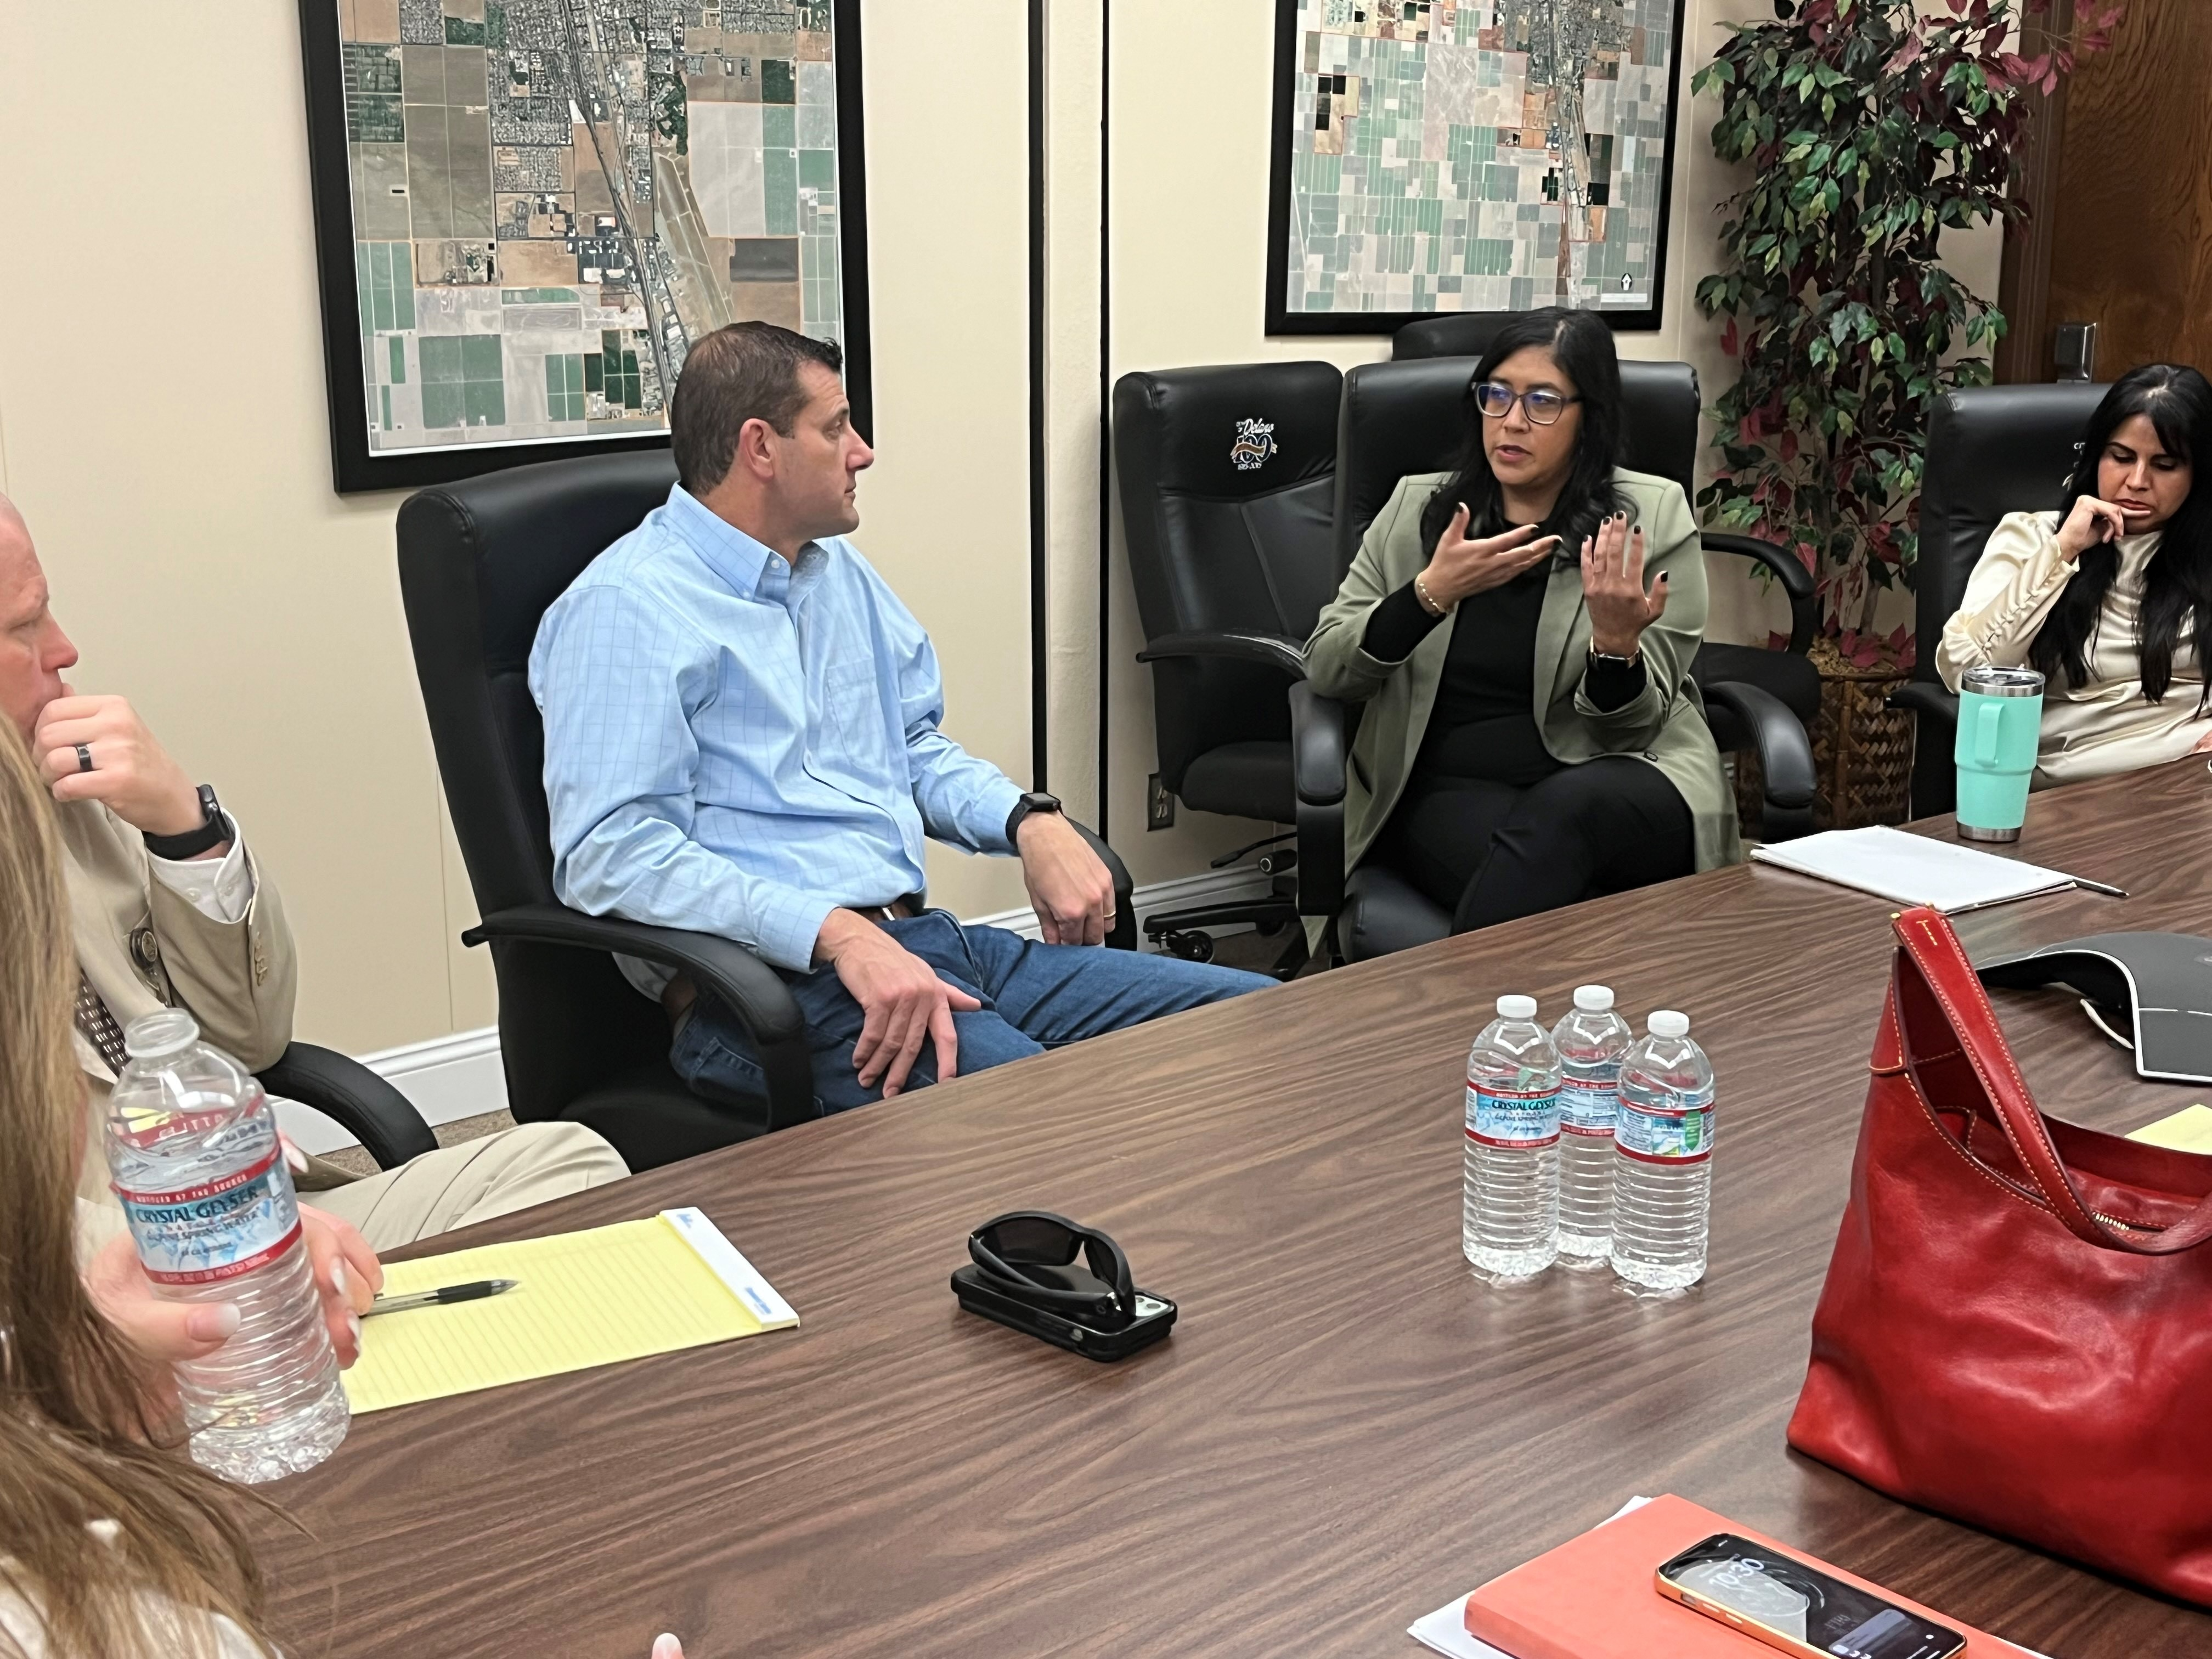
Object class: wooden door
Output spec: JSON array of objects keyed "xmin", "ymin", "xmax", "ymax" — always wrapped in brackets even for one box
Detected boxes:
[{"xmin": 1999, "ymin": 0, "xmax": 2212, "ymax": 383}]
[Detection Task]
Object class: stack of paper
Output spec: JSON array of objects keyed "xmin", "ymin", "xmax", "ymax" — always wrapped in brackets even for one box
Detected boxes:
[{"xmin": 1751, "ymin": 826, "xmax": 2087, "ymax": 913}]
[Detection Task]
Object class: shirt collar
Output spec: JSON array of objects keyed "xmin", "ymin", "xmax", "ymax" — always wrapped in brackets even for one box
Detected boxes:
[{"xmin": 662, "ymin": 484, "xmax": 831, "ymax": 599}]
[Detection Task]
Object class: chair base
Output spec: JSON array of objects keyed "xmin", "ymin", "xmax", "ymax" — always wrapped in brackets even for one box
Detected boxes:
[{"xmin": 1143, "ymin": 881, "xmax": 1307, "ymax": 979}]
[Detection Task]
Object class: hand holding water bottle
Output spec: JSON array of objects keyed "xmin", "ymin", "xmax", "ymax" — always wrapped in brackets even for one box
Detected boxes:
[
  {"xmin": 87, "ymin": 1204, "xmax": 381, "ymax": 1397},
  {"xmin": 105, "ymin": 1009, "xmax": 353, "ymax": 1481}
]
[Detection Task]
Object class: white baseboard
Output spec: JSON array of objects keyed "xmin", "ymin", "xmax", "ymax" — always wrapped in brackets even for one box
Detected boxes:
[
  {"xmin": 275, "ymin": 864, "xmax": 1278, "ymax": 1155},
  {"xmin": 966, "ymin": 861, "xmax": 1279, "ymax": 944}
]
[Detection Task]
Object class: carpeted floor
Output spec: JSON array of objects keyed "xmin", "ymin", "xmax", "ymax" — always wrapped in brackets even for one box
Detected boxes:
[{"xmin": 320, "ymin": 921, "xmax": 1319, "ymax": 1176}]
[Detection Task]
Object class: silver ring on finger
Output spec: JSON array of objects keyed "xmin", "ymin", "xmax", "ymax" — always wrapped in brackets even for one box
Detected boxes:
[{"xmin": 74, "ymin": 743, "xmax": 94, "ymax": 774}]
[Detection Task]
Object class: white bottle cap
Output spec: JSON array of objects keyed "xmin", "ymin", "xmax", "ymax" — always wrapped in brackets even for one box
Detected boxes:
[
  {"xmin": 1572, "ymin": 985, "xmax": 1615, "ymax": 1012},
  {"xmin": 1496, "ymin": 995, "xmax": 1537, "ymax": 1020},
  {"xmin": 1648, "ymin": 1009, "xmax": 1690, "ymax": 1039}
]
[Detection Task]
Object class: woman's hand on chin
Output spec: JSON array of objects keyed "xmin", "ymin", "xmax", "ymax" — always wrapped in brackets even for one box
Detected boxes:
[
  {"xmin": 1580, "ymin": 512, "xmax": 1668, "ymax": 656},
  {"xmin": 2056, "ymin": 495, "xmax": 2131, "ymax": 562},
  {"xmin": 1422, "ymin": 504, "xmax": 1561, "ymax": 608}
]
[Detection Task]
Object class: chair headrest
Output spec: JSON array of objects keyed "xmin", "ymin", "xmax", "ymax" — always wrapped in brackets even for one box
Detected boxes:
[
  {"xmin": 1333, "ymin": 356, "xmax": 1700, "ymax": 561},
  {"xmin": 1113, "ymin": 361, "xmax": 1341, "ymax": 499},
  {"xmin": 1392, "ymin": 314, "xmax": 1513, "ymax": 362},
  {"xmin": 1914, "ymin": 384, "xmax": 2108, "ymax": 679},
  {"xmin": 401, "ymin": 449, "xmax": 681, "ymax": 674}
]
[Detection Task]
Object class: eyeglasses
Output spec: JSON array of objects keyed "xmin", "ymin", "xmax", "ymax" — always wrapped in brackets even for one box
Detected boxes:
[
  {"xmin": 968, "ymin": 1211, "xmax": 1134, "ymax": 1321},
  {"xmin": 1473, "ymin": 381, "xmax": 1580, "ymax": 426}
]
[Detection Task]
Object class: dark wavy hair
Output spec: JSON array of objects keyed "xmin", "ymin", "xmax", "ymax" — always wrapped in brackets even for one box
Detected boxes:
[
  {"xmin": 1417, "ymin": 307, "xmax": 1627, "ymax": 558},
  {"xmin": 2029, "ymin": 363, "xmax": 2212, "ymax": 706}
]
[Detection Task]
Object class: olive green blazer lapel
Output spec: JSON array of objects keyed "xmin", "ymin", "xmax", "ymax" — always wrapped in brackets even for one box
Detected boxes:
[{"xmin": 1534, "ymin": 559, "xmax": 1587, "ymax": 716}]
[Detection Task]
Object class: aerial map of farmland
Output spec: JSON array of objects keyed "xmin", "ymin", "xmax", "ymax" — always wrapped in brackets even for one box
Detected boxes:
[
  {"xmin": 334, "ymin": 0, "xmax": 844, "ymax": 454},
  {"xmin": 1280, "ymin": 0, "xmax": 1681, "ymax": 319}
]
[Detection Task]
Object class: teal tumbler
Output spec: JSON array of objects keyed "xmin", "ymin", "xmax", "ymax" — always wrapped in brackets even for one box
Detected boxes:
[{"xmin": 1954, "ymin": 665, "xmax": 2045, "ymax": 842}]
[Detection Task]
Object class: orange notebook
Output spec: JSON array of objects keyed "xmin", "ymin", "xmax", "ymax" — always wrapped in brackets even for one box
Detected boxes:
[{"xmin": 1461, "ymin": 1494, "xmax": 2035, "ymax": 1659}]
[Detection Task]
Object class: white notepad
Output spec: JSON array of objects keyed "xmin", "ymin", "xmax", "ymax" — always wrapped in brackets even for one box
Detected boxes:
[{"xmin": 1750, "ymin": 826, "xmax": 2089, "ymax": 913}]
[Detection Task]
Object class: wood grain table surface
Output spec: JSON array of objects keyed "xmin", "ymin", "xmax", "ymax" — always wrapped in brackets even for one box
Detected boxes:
[{"xmin": 257, "ymin": 759, "xmax": 2212, "ymax": 1658}]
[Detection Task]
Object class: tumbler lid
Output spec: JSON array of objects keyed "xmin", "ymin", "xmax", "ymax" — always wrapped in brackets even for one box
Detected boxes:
[{"xmin": 1961, "ymin": 665, "xmax": 2045, "ymax": 698}]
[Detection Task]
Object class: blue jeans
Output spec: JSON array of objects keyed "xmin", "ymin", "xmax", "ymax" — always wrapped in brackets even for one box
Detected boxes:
[{"xmin": 670, "ymin": 911, "xmax": 1273, "ymax": 1119}]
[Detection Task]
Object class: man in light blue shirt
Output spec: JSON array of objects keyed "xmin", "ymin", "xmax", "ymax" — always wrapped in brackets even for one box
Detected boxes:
[{"xmin": 532, "ymin": 323, "xmax": 1268, "ymax": 1116}]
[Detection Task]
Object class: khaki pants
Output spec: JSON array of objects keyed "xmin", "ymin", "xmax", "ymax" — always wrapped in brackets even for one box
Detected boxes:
[{"xmin": 303, "ymin": 1123, "xmax": 629, "ymax": 1251}]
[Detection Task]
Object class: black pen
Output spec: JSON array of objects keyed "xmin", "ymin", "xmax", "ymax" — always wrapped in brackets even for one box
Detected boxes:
[{"xmin": 362, "ymin": 1278, "xmax": 520, "ymax": 1317}]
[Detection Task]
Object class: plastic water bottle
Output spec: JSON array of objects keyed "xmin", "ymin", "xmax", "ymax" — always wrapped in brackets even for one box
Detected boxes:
[
  {"xmin": 1463, "ymin": 995, "xmax": 1562, "ymax": 1280},
  {"xmin": 1610, "ymin": 1011, "xmax": 1716, "ymax": 1294},
  {"xmin": 1552, "ymin": 985, "xmax": 1632, "ymax": 1267},
  {"xmin": 104, "ymin": 1010, "xmax": 348, "ymax": 1482}
]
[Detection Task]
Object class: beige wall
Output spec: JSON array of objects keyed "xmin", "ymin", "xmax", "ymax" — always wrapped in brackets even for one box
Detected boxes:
[
  {"xmin": 0, "ymin": 1, "xmax": 1037, "ymax": 1058},
  {"xmin": 0, "ymin": 2, "xmax": 2003, "ymax": 1060}
]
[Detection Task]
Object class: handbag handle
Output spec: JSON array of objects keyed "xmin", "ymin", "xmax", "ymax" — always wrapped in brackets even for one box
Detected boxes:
[{"xmin": 1891, "ymin": 905, "xmax": 2212, "ymax": 1255}]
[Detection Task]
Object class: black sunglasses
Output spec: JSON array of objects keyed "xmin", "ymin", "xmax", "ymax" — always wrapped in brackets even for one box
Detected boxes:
[{"xmin": 967, "ymin": 1211, "xmax": 1135, "ymax": 1321}]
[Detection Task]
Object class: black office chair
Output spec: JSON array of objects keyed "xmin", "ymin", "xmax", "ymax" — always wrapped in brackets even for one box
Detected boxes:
[
  {"xmin": 1310, "ymin": 356, "xmax": 1820, "ymax": 961},
  {"xmin": 1891, "ymin": 383, "xmax": 2109, "ymax": 817},
  {"xmin": 1114, "ymin": 360, "xmax": 1348, "ymax": 966},
  {"xmin": 1392, "ymin": 314, "xmax": 1513, "ymax": 362},
  {"xmin": 259, "ymin": 1043, "xmax": 437, "ymax": 1170},
  {"xmin": 397, "ymin": 452, "xmax": 1134, "ymax": 1171}
]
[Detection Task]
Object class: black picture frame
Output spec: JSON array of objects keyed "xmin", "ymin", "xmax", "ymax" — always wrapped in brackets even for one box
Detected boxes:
[
  {"xmin": 1263, "ymin": 0, "xmax": 1688, "ymax": 338},
  {"xmin": 297, "ymin": 0, "xmax": 872, "ymax": 495}
]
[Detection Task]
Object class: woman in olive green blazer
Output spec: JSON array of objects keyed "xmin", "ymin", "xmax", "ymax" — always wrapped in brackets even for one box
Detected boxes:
[{"xmin": 1305, "ymin": 309, "xmax": 1740, "ymax": 939}]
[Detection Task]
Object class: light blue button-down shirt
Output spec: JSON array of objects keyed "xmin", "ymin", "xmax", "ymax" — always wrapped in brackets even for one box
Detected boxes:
[{"xmin": 529, "ymin": 484, "xmax": 1024, "ymax": 974}]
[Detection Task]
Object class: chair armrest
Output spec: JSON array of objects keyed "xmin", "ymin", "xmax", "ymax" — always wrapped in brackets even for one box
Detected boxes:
[
  {"xmin": 1288, "ymin": 681, "xmax": 1346, "ymax": 806},
  {"xmin": 1887, "ymin": 680, "xmax": 1961, "ymax": 732},
  {"xmin": 1136, "ymin": 630, "xmax": 1307, "ymax": 680},
  {"xmin": 1701, "ymin": 680, "xmax": 1816, "ymax": 843},
  {"xmin": 1068, "ymin": 821, "xmax": 1137, "ymax": 951},
  {"xmin": 1288, "ymin": 682, "xmax": 1348, "ymax": 917},
  {"xmin": 464, "ymin": 904, "xmax": 815, "ymax": 1130},
  {"xmin": 1701, "ymin": 532, "xmax": 1817, "ymax": 655},
  {"xmin": 257, "ymin": 1042, "xmax": 438, "ymax": 1171}
]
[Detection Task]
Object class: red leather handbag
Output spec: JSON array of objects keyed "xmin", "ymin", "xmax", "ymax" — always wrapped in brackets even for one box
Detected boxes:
[{"xmin": 1788, "ymin": 905, "xmax": 2212, "ymax": 1605}]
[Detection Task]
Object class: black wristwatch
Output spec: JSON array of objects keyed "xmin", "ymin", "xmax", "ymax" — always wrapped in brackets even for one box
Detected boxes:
[
  {"xmin": 143, "ymin": 785, "xmax": 233, "ymax": 861},
  {"xmin": 1005, "ymin": 790, "xmax": 1063, "ymax": 844}
]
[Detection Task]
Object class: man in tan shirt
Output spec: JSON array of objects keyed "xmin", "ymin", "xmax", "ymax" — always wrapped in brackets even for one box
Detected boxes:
[{"xmin": 1, "ymin": 493, "xmax": 628, "ymax": 1252}]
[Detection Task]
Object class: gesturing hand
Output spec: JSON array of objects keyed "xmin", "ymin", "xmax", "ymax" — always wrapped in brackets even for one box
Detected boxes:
[
  {"xmin": 1420, "ymin": 505, "xmax": 1562, "ymax": 610},
  {"xmin": 33, "ymin": 687, "xmax": 209, "ymax": 839},
  {"xmin": 1016, "ymin": 813, "xmax": 1114, "ymax": 946},
  {"xmin": 815, "ymin": 911, "xmax": 983, "ymax": 1098},
  {"xmin": 2056, "ymin": 495, "xmax": 2131, "ymax": 562},
  {"xmin": 1580, "ymin": 512, "xmax": 1668, "ymax": 657}
]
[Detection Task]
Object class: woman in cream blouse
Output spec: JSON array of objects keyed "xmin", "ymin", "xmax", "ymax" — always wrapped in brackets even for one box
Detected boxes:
[{"xmin": 1939, "ymin": 363, "xmax": 2212, "ymax": 786}]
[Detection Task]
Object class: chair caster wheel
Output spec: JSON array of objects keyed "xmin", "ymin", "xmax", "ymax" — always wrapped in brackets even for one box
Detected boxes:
[{"xmin": 1156, "ymin": 930, "xmax": 1215, "ymax": 963}]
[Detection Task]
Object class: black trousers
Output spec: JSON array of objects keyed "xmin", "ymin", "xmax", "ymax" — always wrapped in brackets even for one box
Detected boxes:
[{"xmin": 1374, "ymin": 755, "xmax": 1696, "ymax": 933}]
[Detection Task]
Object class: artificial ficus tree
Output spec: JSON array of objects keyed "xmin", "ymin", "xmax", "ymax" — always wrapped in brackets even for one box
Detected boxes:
[{"xmin": 1692, "ymin": 0, "xmax": 2123, "ymax": 665}]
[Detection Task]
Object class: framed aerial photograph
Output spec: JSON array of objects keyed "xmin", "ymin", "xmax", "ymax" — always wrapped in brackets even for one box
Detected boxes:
[
  {"xmin": 1265, "ymin": 0, "xmax": 1689, "ymax": 336},
  {"xmin": 297, "ymin": 0, "xmax": 871, "ymax": 494}
]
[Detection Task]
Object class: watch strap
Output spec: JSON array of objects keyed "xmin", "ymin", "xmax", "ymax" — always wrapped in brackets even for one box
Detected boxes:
[
  {"xmin": 142, "ymin": 785, "xmax": 232, "ymax": 861},
  {"xmin": 1005, "ymin": 791, "xmax": 1063, "ymax": 844}
]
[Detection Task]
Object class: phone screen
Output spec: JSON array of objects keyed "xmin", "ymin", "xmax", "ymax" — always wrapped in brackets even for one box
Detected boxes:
[{"xmin": 1658, "ymin": 1534, "xmax": 1967, "ymax": 1659}]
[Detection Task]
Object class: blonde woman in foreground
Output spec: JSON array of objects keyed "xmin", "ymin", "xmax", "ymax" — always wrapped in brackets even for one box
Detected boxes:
[{"xmin": 0, "ymin": 714, "xmax": 687, "ymax": 1659}]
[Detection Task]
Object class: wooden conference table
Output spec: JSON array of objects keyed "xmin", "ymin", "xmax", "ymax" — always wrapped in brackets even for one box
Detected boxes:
[{"xmin": 260, "ymin": 759, "xmax": 2212, "ymax": 1658}]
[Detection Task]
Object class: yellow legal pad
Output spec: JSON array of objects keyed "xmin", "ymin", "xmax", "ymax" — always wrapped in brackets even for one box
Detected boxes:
[
  {"xmin": 2128, "ymin": 1104, "xmax": 2212, "ymax": 1155},
  {"xmin": 342, "ymin": 1207, "xmax": 798, "ymax": 1414}
]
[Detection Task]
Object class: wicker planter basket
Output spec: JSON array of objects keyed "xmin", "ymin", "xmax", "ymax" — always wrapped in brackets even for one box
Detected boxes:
[{"xmin": 1806, "ymin": 637, "xmax": 1912, "ymax": 830}]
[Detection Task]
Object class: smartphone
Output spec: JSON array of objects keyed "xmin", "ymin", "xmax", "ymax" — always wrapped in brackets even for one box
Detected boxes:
[
  {"xmin": 1656, "ymin": 1533, "xmax": 1967, "ymax": 1659},
  {"xmin": 948, "ymin": 1265, "xmax": 1176, "ymax": 1361}
]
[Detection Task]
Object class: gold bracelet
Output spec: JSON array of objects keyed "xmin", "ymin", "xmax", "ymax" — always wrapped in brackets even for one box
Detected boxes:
[{"xmin": 1414, "ymin": 572, "xmax": 1452, "ymax": 617}]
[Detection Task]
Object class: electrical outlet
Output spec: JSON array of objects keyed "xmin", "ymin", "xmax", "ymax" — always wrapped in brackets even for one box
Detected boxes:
[{"xmin": 1147, "ymin": 773, "xmax": 1175, "ymax": 831}]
